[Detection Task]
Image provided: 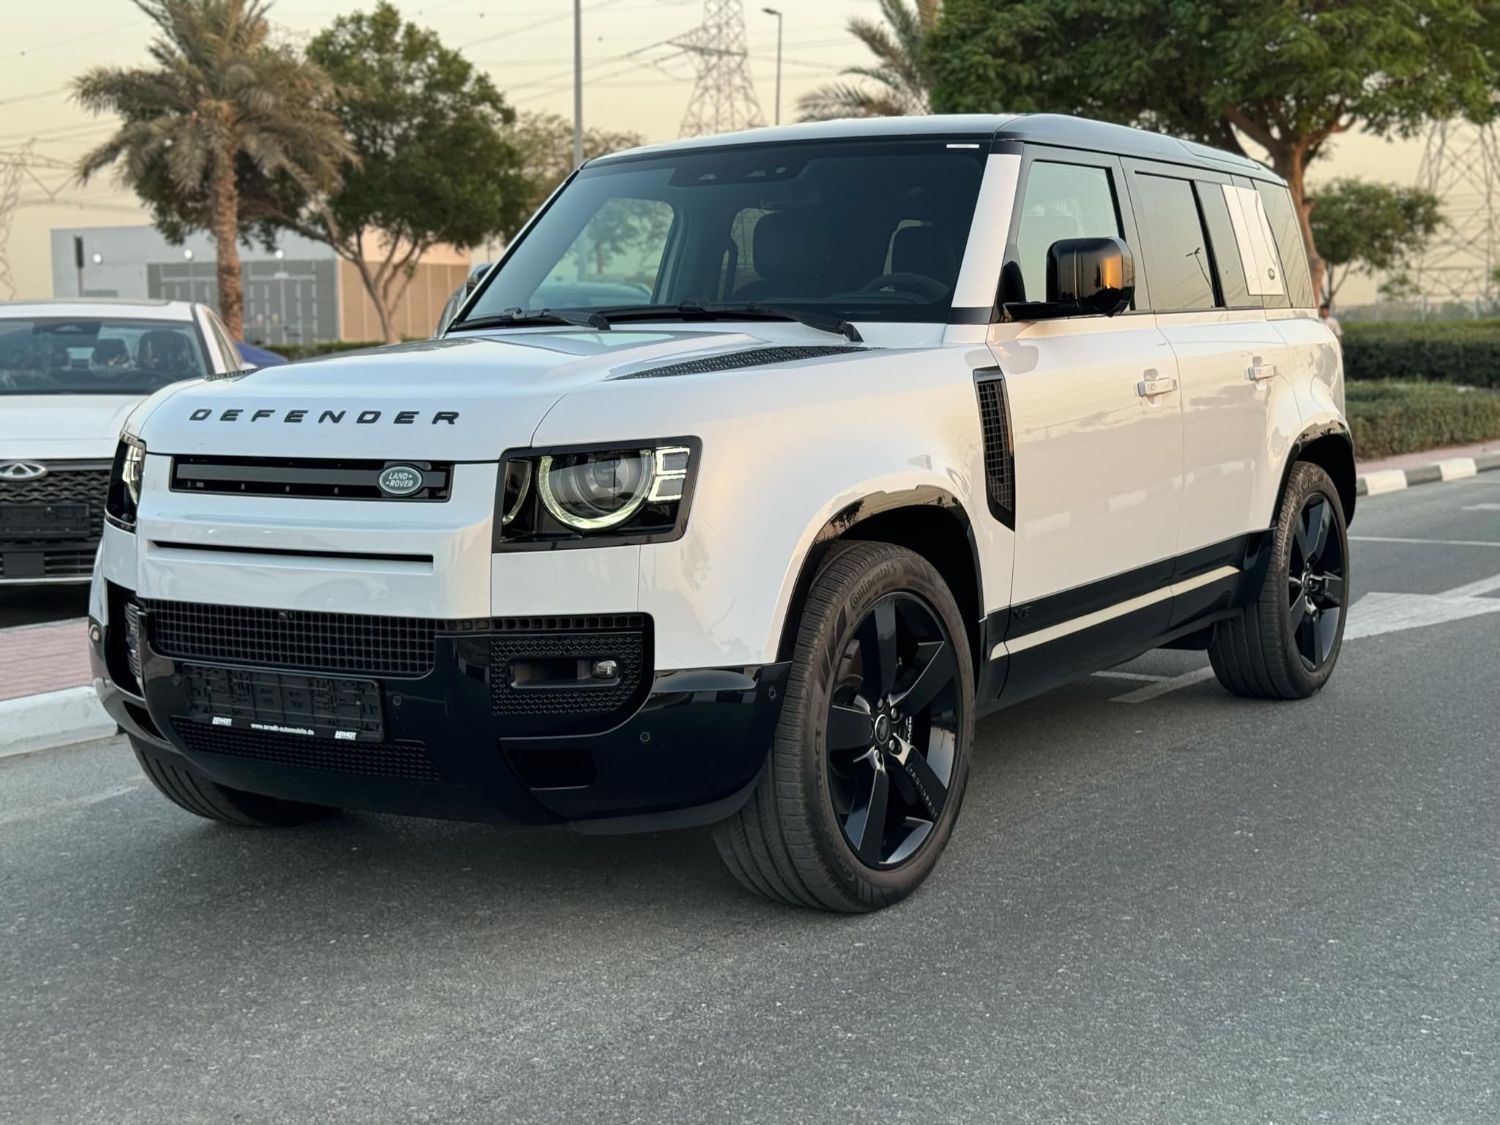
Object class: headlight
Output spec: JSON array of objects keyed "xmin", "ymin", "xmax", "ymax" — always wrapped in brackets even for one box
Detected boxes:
[
  {"xmin": 105, "ymin": 434, "xmax": 147, "ymax": 530},
  {"xmin": 495, "ymin": 439, "xmax": 697, "ymax": 547}
]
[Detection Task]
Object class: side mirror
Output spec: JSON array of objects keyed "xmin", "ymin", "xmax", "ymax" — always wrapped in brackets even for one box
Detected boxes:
[
  {"xmin": 1004, "ymin": 236, "xmax": 1135, "ymax": 320},
  {"xmin": 1047, "ymin": 236, "xmax": 1134, "ymax": 316}
]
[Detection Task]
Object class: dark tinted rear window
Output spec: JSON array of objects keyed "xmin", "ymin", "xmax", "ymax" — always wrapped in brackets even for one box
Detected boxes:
[
  {"xmin": 1131, "ymin": 174, "xmax": 1216, "ymax": 311},
  {"xmin": 1255, "ymin": 182, "xmax": 1316, "ymax": 308}
]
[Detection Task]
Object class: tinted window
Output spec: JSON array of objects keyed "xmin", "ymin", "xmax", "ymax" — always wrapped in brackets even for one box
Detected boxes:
[
  {"xmin": 1014, "ymin": 162, "xmax": 1120, "ymax": 302},
  {"xmin": 1194, "ymin": 183, "xmax": 1255, "ymax": 308},
  {"xmin": 0, "ymin": 317, "xmax": 209, "ymax": 396},
  {"xmin": 1132, "ymin": 174, "xmax": 1216, "ymax": 311},
  {"xmin": 1255, "ymin": 182, "xmax": 1316, "ymax": 308},
  {"xmin": 463, "ymin": 140, "xmax": 988, "ymax": 325}
]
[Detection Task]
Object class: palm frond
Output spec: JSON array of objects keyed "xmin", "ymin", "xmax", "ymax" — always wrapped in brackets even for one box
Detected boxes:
[{"xmin": 796, "ymin": 0, "xmax": 936, "ymax": 122}]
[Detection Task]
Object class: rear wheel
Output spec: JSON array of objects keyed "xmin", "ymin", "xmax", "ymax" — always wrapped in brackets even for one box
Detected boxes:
[
  {"xmin": 131, "ymin": 737, "xmax": 337, "ymax": 827},
  {"xmin": 713, "ymin": 542, "xmax": 974, "ymax": 911},
  {"xmin": 1209, "ymin": 462, "xmax": 1349, "ymax": 699}
]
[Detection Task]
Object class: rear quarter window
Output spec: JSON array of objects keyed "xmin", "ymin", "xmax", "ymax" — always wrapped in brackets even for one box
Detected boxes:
[{"xmin": 1254, "ymin": 182, "xmax": 1316, "ymax": 309}]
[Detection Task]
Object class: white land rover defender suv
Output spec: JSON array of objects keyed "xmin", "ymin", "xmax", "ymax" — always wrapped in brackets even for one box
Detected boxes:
[{"xmin": 89, "ymin": 116, "xmax": 1351, "ymax": 911}]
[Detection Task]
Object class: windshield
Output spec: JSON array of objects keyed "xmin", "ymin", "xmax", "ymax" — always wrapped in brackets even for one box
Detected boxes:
[
  {"xmin": 0, "ymin": 316, "xmax": 210, "ymax": 396},
  {"xmin": 458, "ymin": 138, "xmax": 989, "ymax": 326}
]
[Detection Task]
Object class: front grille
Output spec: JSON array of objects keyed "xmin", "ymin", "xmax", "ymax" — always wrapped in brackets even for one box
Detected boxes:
[
  {"xmin": 173, "ymin": 720, "xmax": 444, "ymax": 783},
  {"xmin": 170, "ymin": 456, "xmax": 452, "ymax": 501},
  {"xmin": 489, "ymin": 616, "xmax": 649, "ymax": 719},
  {"xmin": 0, "ymin": 462, "xmax": 110, "ymax": 546},
  {"xmin": 975, "ymin": 374, "xmax": 1015, "ymax": 521},
  {"xmin": 617, "ymin": 345, "xmax": 866, "ymax": 380},
  {"xmin": 143, "ymin": 601, "xmax": 438, "ymax": 678}
]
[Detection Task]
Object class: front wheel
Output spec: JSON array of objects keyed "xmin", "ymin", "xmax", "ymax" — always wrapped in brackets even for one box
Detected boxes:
[
  {"xmin": 1209, "ymin": 462, "xmax": 1350, "ymax": 699},
  {"xmin": 713, "ymin": 542, "xmax": 974, "ymax": 911}
]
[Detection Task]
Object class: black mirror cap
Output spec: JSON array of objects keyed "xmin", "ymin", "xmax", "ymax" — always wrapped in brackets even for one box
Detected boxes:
[{"xmin": 1046, "ymin": 236, "xmax": 1135, "ymax": 316}]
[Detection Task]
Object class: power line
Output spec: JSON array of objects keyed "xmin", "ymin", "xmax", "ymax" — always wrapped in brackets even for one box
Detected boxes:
[{"xmin": 672, "ymin": 0, "xmax": 764, "ymax": 137}]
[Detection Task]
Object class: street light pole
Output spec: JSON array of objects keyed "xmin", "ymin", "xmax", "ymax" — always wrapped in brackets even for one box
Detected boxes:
[
  {"xmin": 572, "ymin": 0, "xmax": 584, "ymax": 168},
  {"xmin": 762, "ymin": 7, "xmax": 783, "ymax": 127}
]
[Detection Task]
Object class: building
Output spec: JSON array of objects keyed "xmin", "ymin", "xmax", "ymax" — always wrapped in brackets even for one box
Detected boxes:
[{"xmin": 49, "ymin": 226, "xmax": 471, "ymax": 345}]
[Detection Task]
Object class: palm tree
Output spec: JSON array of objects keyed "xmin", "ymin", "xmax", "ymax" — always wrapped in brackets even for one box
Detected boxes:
[
  {"xmin": 797, "ymin": 0, "xmax": 939, "ymax": 121},
  {"xmin": 73, "ymin": 0, "xmax": 350, "ymax": 337}
]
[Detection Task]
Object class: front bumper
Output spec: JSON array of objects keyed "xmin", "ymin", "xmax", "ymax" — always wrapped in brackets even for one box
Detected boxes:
[{"xmin": 91, "ymin": 592, "xmax": 788, "ymax": 831}]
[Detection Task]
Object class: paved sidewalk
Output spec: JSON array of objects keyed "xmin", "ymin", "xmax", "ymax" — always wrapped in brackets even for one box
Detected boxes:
[
  {"xmin": 0, "ymin": 620, "xmax": 92, "ymax": 703},
  {"xmin": 1357, "ymin": 438, "xmax": 1500, "ymax": 475}
]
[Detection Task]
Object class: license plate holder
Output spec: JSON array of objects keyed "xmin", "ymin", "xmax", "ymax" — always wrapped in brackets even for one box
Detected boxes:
[
  {"xmin": 182, "ymin": 664, "xmax": 385, "ymax": 742},
  {"xmin": 0, "ymin": 503, "xmax": 90, "ymax": 538}
]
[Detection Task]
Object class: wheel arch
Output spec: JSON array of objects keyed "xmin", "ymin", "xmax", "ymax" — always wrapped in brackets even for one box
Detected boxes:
[
  {"xmin": 1279, "ymin": 420, "xmax": 1357, "ymax": 526},
  {"xmin": 774, "ymin": 486, "xmax": 984, "ymax": 672}
]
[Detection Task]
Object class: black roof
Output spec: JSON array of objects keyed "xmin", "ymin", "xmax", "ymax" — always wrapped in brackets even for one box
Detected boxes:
[{"xmin": 598, "ymin": 113, "xmax": 1282, "ymax": 185}]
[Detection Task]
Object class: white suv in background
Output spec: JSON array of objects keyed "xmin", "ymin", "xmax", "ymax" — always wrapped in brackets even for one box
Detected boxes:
[
  {"xmin": 0, "ymin": 299, "xmax": 244, "ymax": 584},
  {"xmin": 89, "ymin": 116, "xmax": 1351, "ymax": 911}
]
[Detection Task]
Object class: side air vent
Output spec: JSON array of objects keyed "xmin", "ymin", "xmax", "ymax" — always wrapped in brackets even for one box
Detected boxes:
[
  {"xmin": 616, "ymin": 345, "xmax": 866, "ymax": 380},
  {"xmin": 975, "ymin": 370, "xmax": 1015, "ymax": 527}
]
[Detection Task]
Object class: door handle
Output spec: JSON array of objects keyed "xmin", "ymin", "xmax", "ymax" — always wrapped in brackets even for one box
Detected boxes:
[
  {"xmin": 1136, "ymin": 371, "xmax": 1178, "ymax": 398},
  {"xmin": 1247, "ymin": 357, "xmax": 1279, "ymax": 381}
]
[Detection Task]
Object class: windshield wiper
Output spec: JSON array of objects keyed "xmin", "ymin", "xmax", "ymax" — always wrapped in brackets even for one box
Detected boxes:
[
  {"xmin": 453, "ymin": 307, "xmax": 611, "ymax": 332},
  {"xmin": 590, "ymin": 301, "xmax": 863, "ymax": 343}
]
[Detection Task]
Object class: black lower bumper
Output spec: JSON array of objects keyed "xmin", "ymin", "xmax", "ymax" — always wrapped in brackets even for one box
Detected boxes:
[{"xmin": 91, "ymin": 598, "xmax": 788, "ymax": 832}]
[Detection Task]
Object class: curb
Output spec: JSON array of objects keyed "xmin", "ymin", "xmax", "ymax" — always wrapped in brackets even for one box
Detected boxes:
[
  {"xmin": 1356, "ymin": 451, "xmax": 1500, "ymax": 497},
  {"xmin": 0, "ymin": 686, "xmax": 116, "ymax": 761}
]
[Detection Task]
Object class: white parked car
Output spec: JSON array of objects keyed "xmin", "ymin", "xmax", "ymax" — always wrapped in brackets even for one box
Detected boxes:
[
  {"xmin": 0, "ymin": 299, "xmax": 244, "ymax": 585},
  {"xmin": 89, "ymin": 116, "xmax": 1351, "ymax": 910}
]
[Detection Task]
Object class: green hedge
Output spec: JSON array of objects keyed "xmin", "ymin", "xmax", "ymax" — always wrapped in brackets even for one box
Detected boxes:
[
  {"xmin": 266, "ymin": 340, "xmax": 389, "ymax": 361},
  {"xmin": 1347, "ymin": 381, "xmax": 1500, "ymax": 459},
  {"xmin": 1342, "ymin": 320, "xmax": 1500, "ymax": 388}
]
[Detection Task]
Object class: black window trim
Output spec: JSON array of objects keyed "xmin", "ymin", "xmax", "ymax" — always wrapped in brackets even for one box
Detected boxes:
[{"xmin": 1002, "ymin": 144, "xmax": 1150, "ymax": 317}]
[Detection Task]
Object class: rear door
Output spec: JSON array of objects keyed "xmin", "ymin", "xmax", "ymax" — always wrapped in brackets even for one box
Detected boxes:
[{"xmin": 1123, "ymin": 162, "xmax": 1291, "ymax": 586}]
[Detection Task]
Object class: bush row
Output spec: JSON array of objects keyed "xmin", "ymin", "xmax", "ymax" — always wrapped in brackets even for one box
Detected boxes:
[
  {"xmin": 1346, "ymin": 381, "xmax": 1500, "ymax": 459},
  {"xmin": 1342, "ymin": 320, "xmax": 1500, "ymax": 388}
]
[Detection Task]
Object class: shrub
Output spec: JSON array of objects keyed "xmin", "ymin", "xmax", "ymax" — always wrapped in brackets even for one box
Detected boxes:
[
  {"xmin": 270, "ymin": 340, "xmax": 388, "ymax": 361},
  {"xmin": 1342, "ymin": 320, "xmax": 1500, "ymax": 388},
  {"xmin": 1346, "ymin": 381, "xmax": 1500, "ymax": 459}
]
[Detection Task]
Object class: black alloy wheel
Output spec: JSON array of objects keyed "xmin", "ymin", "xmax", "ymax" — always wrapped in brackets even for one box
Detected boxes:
[
  {"xmin": 1287, "ymin": 491, "xmax": 1347, "ymax": 669},
  {"xmin": 826, "ymin": 593, "xmax": 961, "ymax": 869}
]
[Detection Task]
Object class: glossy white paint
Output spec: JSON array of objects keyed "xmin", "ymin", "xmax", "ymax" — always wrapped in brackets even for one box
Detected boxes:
[
  {"xmin": 989, "ymin": 314, "xmax": 1182, "ymax": 604},
  {"xmin": 90, "ymin": 119, "xmax": 1346, "ymax": 688},
  {"xmin": 1160, "ymin": 308, "xmax": 1294, "ymax": 552}
]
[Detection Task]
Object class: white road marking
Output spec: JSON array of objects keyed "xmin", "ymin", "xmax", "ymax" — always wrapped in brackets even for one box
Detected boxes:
[
  {"xmin": 1091, "ymin": 670, "xmax": 1165, "ymax": 682},
  {"xmin": 1462, "ymin": 503, "xmax": 1500, "ymax": 512},
  {"xmin": 1111, "ymin": 667, "xmax": 1217, "ymax": 704},
  {"xmin": 1112, "ymin": 569, "xmax": 1500, "ymax": 703},
  {"xmin": 1351, "ymin": 536, "xmax": 1500, "ymax": 548},
  {"xmin": 0, "ymin": 783, "xmax": 143, "ymax": 830}
]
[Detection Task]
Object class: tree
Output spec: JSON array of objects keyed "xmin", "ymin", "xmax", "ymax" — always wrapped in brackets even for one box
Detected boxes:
[
  {"xmin": 286, "ymin": 3, "xmax": 529, "ymax": 342},
  {"xmin": 73, "ymin": 0, "xmax": 350, "ymax": 338},
  {"xmin": 1309, "ymin": 178, "xmax": 1442, "ymax": 303},
  {"xmin": 506, "ymin": 112, "xmax": 642, "ymax": 236},
  {"xmin": 798, "ymin": 0, "xmax": 939, "ymax": 121},
  {"xmin": 927, "ymin": 0, "xmax": 1500, "ymax": 300}
]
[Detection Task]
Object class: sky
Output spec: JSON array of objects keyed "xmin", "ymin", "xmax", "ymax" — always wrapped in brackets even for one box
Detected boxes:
[{"xmin": 0, "ymin": 0, "xmax": 1431, "ymax": 305}]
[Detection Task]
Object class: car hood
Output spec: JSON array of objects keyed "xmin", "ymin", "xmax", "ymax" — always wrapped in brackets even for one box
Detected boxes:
[
  {"xmin": 133, "ymin": 328, "xmax": 814, "ymax": 460},
  {"xmin": 0, "ymin": 394, "xmax": 142, "ymax": 463}
]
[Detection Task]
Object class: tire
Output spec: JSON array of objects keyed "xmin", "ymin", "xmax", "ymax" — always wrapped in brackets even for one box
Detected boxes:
[
  {"xmin": 131, "ymin": 737, "xmax": 337, "ymax": 827},
  {"xmin": 1209, "ymin": 462, "xmax": 1350, "ymax": 700},
  {"xmin": 713, "ymin": 541, "xmax": 975, "ymax": 911}
]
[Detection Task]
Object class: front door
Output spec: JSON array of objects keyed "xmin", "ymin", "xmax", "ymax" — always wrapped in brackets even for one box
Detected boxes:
[{"xmin": 987, "ymin": 150, "xmax": 1184, "ymax": 698}]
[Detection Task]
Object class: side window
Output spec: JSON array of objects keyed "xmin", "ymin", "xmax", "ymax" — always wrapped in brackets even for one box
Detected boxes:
[
  {"xmin": 1194, "ymin": 183, "xmax": 1256, "ymax": 308},
  {"xmin": 1014, "ymin": 162, "xmax": 1121, "ymax": 302},
  {"xmin": 1131, "ymin": 174, "xmax": 1217, "ymax": 311},
  {"xmin": 533, "ymin": 197, "xmax": 675, "ymax": 308},
  {"xmin": 1254, "ymin": 182, "xmax": 1316, "ymax": 308},
  {"xmin": 1222, "ymin": 184, "xmax": 1286, "ymax": 304}
]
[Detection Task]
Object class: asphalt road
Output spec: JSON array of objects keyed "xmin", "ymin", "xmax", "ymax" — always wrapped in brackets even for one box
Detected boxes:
[{"xmin": 3, "ymin": 476, "xmax": 1498, "ymax": 1124}]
